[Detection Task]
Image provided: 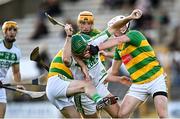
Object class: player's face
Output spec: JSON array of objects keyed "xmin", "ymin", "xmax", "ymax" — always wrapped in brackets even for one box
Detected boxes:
[
  {"xmin": 114, "ymin": 25, "xmax": 128, "ymax": 37},
  {"xmin": 120, "ymin": 25, "xmax": 128, "ymax": 34},
  {"xmin": 114, "ymin": 29, "xmax": 122, "ymax": 37},
  {"xmin": 4, "ymin": 27, "xmax": 17, "ymax": 42},
  {"xmin": 79, "ymin": 22, "xmax": 93, "ymax": 33},
  {"xmin": 75, "ymin": 45, "xmax": 91, "ymax": 59}
]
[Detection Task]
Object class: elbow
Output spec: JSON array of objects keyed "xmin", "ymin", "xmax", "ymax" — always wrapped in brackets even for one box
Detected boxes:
[{"xmin": 62, "ymin": 57, "xmax": 71, "ymax": 67}]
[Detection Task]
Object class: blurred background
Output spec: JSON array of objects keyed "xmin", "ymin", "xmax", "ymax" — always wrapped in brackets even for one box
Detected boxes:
[{"xmin": 0, "ymin": 0, "xmax": 180, "ymax": 118}]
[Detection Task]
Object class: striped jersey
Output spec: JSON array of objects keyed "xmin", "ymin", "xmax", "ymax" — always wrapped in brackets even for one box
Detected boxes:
[
  {"xmin": 113, "ymin": 30, "xmax": 164, "ymax": 84},
  {"xmin": 0, "ymin": 40, "xmax": 21, "ymax": 82},
  {"xmin": 77, "ymin": 28, "xmax": 101, "ymax": 37},
  {"xmin": 48, "ymin": 49, "xmax": 73, "ymax": 80}
]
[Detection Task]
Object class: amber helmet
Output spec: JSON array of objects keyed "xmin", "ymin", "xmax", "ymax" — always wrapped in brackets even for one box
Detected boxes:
[
  {"xmin": 2, "ymin": 21, "xmax": 18, "ymax": 33},
  {"xmin": 77, "ymin": 11, "xmax": 94, "ymax": 25}
]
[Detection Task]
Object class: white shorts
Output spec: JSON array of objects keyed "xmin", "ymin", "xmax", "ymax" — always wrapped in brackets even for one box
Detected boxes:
[
  {"xmin": 0, "ymin": 88, "xmax": 6, "ymax": 103},
  {"xmin": 127, "ymin": 74, "xmax": 168, "ymax": 101},
  {"xmin": 46, "ymin": 75, "xmax": 74, "ymax": 110},
  {"xmin": 74, "ymin": 82, "xmax": 110, "ymax": 115}
]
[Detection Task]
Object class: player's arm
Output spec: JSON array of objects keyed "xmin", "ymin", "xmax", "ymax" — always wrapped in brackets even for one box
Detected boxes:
[
  {"xmin": 99, "ymin": 50, "xmax": 114, "ymax": 58},
  {"xmin": 89, "ymin": 9, "xmax": 142, "ymax": 47},
  {"xmin": 98, "ymin": 35, "xmax": 130, "ymax": 51},
  {"xmin": 98, "ymin": 9, "xmax": 142, "ymax": 50},
  {"xmin": 110, "ymin": 60, "xmax": 122, "ymax": 75},
  {"xmin": 62, "ymin": 24, "xmax": 73, "ymax": 67},
  {"xmin": 109, "ymin": 47, "xmax": 122, "ymax": 76},
  {"xmin": 12, "ymin": 64, "xmax": 21, "ymax": 82},
  {"xmin": 107, "ymin": 9, "xmax": 142, "ymax": 34},
  {"xmin": 89, "ymin": 9, "xmax": 142, "ymax": 55},
  {"xmin": 73, "ymin": 55, "xmax": 90, "ymax": 80},
  {"xmin": 105, "ymin": 60, "xmax": 131, "ymax": 86}
]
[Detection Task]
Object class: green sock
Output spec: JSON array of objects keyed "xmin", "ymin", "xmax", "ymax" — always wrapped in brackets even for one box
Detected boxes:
[{"xmin": 92, "ymin": 93, "xmax": 102, "ymax": 103}]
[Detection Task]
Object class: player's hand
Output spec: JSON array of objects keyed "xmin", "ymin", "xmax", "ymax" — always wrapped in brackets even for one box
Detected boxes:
[
  {"xmin": 64, "ymin": 24, "xmax": 73, "ymax": 37},
  {"xmin": 130, "ymin": 9, "xmax": 142, "ymax": 19},
  {"xmin": 16, "ymin": 85, "xmax": 26, "ymax": 90},
  {"xmin": 99, "ymin": 50, "xmax": 108, "ymax": 57},
  {"xmin": 89, "ymin": 45, "xmax": 99, "ymax": 55},
  {"xmin": 16, "ymin": 85, "xmax": 26, "ymax": 95},
  {"xmin": 119, "ymin": 76, "xmax": 132, "ymax": 86}
]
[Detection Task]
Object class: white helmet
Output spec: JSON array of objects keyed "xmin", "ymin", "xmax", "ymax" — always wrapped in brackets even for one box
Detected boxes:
[{"xmin": 107, "ymin": 15, "xmax": 130, "ymax": 33}]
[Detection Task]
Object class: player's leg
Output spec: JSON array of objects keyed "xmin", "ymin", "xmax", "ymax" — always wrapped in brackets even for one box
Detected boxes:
[
  {"xmin": 81, "ymin": 112, "xmax": 99, "ymax": 118},
  {"xmin": 150, "ymin": 75, "xmax": 168, "ymax": 118},
  {"xmin": 118, "ymin": 84, "xmax": 147, "ymax": 118},
  {"xmin": 95, "ymin": 83, "xmax": 119, "ymax": 118},
  {"xmin": 103, "ymin": 93, "xmax": 120, "ymax": 118},
  {"xmin": 74, "ymin": 93, "xmax": 100, "ymax": 118},
  {"xmin": 0, "ymin": 88, "xmax": 7, "ymax": 118},
  {"xmin": 67, "ymin": 79, "xmax": 119, "ymax": 107},
  {"xmin": 46, "ymin": 75, "xmax": 96, "ymax": 99},
  {"xmin": 46, "ymin": 75, "xmax": 81, "ymax": 118},
  {"xmin": 61, "ymin": 106, "xmax": 81, "ymax": 118},
  {"xmin": 154, "ymin": 95, "xmax": 168, "ymax": 118},
  {"xmin": 118, "ymin": 95, "xmax": 142, "ymax": 118},
  {"xmin": 67, "ymin": 79, "xmax": 98, "ymax": 98},
  {"xmin": 72, "ymin": 81, "xmax": 119, "ymax": 118},
  {"xmin": 0, "ymin": 103, "xmax": 6, "ymax": 118}
]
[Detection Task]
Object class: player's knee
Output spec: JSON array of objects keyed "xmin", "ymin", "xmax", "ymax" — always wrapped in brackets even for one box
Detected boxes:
[
  {"xmin": 158, "ymin": 112, "xmax": 168, "ymax": 118},
  {"xmin": 82, "ymin": 80, "xmax": 93, "ymax": 86},
  {"xmin": 118, "ymin": 110, "xmax": 130, "ymax": 118},
  {"xmin": 157, "ymin": 107, "xmax": 168, "ymax": 118},
  {"xmin": 78, "ymin": 80, "xmax": 92, "ymax": 89}
]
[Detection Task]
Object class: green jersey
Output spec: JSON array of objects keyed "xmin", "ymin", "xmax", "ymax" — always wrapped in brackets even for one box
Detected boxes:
[
  {"xmin": 0, "ymin": 40, "xmax": 21, "ymax": 83},
  {"xmin": 78, "ymin": 28, "xmax": 106, "ymax": 63},
  {"xmin": 71, "ymin": 29, "xmax": 112, "ymax": 86},
  {"xmin": 77, "ymin": 28, "xmax": 101, "ymax": 37}
]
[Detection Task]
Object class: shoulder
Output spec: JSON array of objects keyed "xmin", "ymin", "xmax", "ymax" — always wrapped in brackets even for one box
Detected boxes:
[
  {"xmin": 126, "ymin": 30, "xmax": 146, "ymax": 40},
  {"xmin": 126, "ymin": 30, "xmax": 142, "ymax": 35},
  {"xmin": 91, "ymin": 28, "xmax": 101, "ymax": 33},
  {"xmin": 12, "ymin": 44, "xmax": 21, "ymax": 54},
  {"xmin": 125, "ymin": 30, "xmax": 146, "ymax": 46},
  {"xmin": 0, "ymin": 39, "xmax": 3, "ymax": 43},
  {"xmin": 89, "ymin": 28, "xmax": 101, "ymax": 37},
  {"xmin": 76, "ymin": 31, "xmax": 81, "ymax": 35},
  {"xmin": 0, "ymin": 39, "xmax": 4, "ymax": 45},
  {"xmin": 127, "ymin": 30, "xmax": 145, "ymax": 36}
]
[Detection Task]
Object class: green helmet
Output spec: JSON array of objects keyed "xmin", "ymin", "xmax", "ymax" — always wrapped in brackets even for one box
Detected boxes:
[{"xmin": 71, "ymin": 34, "xmax": 91, "ymax": 55}]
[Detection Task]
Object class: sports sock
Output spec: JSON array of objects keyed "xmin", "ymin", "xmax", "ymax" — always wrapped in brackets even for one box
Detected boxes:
[{"xmin": 92, "ymin": 93, "xmax": 102, "ymax": 103}]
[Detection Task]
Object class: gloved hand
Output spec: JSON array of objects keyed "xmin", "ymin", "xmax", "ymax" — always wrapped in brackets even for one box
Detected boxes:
[
  {"xmin": 89, "ymin": 45, "xmax": 99, "ymax": 55},
  {"xmin": 16, "ymin": 85, "xmax": 26, "ymax": 90}
]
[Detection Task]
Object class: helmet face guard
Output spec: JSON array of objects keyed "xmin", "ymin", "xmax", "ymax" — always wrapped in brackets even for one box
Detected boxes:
[
  {"xmin": 2, "ymin": 21, "xmax": 18, "ymax": 33},
  {"xmin": 77, "ymin": 11, "xmax": 94, "ymax": 24}
]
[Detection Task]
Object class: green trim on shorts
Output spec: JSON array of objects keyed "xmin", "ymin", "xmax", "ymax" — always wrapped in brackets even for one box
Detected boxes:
[
  {"xmin": 98, "ymin": 72, "xmax": 108, "ymax": 83},
  {"xmin": 74, "ymin": 94, "xmax": 85, "ymax": 114}
]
